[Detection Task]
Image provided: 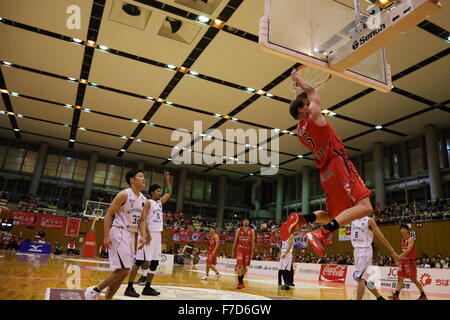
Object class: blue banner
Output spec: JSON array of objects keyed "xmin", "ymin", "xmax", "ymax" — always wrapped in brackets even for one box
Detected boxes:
[{"xmin": 19, "ymin": 242, "xmax": 52, "ymax": 254}]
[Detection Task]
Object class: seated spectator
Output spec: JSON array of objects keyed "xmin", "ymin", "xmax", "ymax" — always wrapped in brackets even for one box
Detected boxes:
[
  {"xmin": 67, "ymin": 240, "xmax": 76, "ymax": 256},
  {"xmin": 54, "ymin": 242, "xmax": 63, "ymax": 255},
  {"xmin": 99, "ymin": 245, "xmax": 108, "ymax": 259}
]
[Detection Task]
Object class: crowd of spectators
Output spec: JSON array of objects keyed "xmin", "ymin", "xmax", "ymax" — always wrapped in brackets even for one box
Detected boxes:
[{"xmin": 373, "ymin": 198, "xmax": 450, "ymax": 225}]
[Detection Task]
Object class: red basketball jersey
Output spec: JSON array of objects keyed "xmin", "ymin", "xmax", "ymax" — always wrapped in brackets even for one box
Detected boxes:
[
  {"xmin": 401, "ymin": 237, "xmax": 416, "ymax": 260},
  {"xmin": 297, "ymin": 117, "xmax": 348, "ymax": 170},
  {"xmin": 237, "ymin": 227, "xmax": 253, "ymax": 250},
  {"xmin": 209, "ymin": 234, "xmax": 218, "ymax": 251}
]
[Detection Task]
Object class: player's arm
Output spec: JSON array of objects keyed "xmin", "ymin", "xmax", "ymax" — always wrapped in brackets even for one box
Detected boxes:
[
  {"xmin": 291, "ymin": 69, "xmax": 325, "ymax": 125},
  {"xmin": 103, "ymin": 191, "xmax": 128, "ymax": 249},
  {"xmin": 398, "ymin": 237, "xmax": 415, "ymax": 259},
  {"xmin": 137, "ymin": 201, "xmax": 149, "ymax": 249},
  {"xmin": 368, "ymin": 218, "xmax": 398, "ymax": 261},
  {"xmin": 213, "ymin": 234, "xmax": 220, "ymax": 255},
  {"xmin": 250, "ymin": 229, "xmax": 256, "ymax": 260},
  {"xmin": 144, "ymin": 200, "xmax": 152, "ymax": 243},
  {"xmin": 231, "ymin": 229, "xmax": 240, "ymax": 258},
  {"xmin": 160, "ymin": 170, "xmax": 172, "ymax": 204}
]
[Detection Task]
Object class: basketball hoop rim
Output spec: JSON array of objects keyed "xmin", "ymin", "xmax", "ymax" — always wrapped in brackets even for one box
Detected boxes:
[{"xmin": 292, "ymin": 65, "xmax": 333, "ymax": 92}]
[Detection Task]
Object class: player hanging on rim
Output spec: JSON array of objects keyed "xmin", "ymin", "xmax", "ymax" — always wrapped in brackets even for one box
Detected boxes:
[
  {"xmin": 125, "ymin": 170, "xmax": 172, "ymax": 297},
  {"xmin": 388, "ymin": 224, "xmax": 428, "ymax": 300},
  {"xmin": 84, "ymin": 169, "xmax": 148, "ymax": 300},
  {"xmin": 201, "ymin": 226, "xmax": 221, "ymax": 281},
  {"xmin": 231, "ymin": 218, "xmax": 255, "ymax": 289},
  {"xmin": 351, "ymin": 216, "xmax": 399, "ymax": 300},
  {"xmin": 280, "ymin": 69, "xmax": 373, "ymax": 256}
]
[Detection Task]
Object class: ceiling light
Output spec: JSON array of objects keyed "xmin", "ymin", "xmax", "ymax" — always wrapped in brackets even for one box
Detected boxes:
[
  {"xmin": 121, "ymin": 136, "xmax": 127, "ymax": 139},
  {"xmin": 274, "ymin": 128, "xmax": 281, "ymax": 132},
  {"xmin": 179, "ymin": 67, "xmax": 188, "ymax": 73},
  {"xmin": 0, "ymin": 89, "xmax": 8, "ymax": 94},
  {"xmin": 67, "ymin": 77, "xmax": 77, "ymax": 82},
  {"xmin": 69, "ymin": 139, "xmax": 75, "ymax": 143},
  {"xmin": 265, "ymin": 93, "xmax": 273, "ymax": 97},
  {"xmin": 120, "ymin": 149, "xmax": 126, "ymax": 152},
  {"xmin": 166, "ymin": 65, "xmax": 177, "ymax": 70},
  {"xmin": 87, "ymin": 40, "xmax": 96, "ymax": 47},
  {"xmin": 13, "ymin": 128, "xmax": 20, "ymax": 132},
  {"xmin": 375, "ymin": 125, "xmax": 383, "ymax": 130},
  {"xmin": 189, "ymin": 70, "xmax": 199, "ymax": 76},
  {"xmin": 246, "ymin": 88, "xmax": 256, "ymax": 92},
  {"xmin": 98, "ymin": 45, "xmax": 109, "ymax": 51},
  {"xmin": 157, "ymin": 98, "xmax": 165, "ymax": 103},
  {"xmin": 65, "ymin": 104, "xmax": 73, "ymax": 108},
  {"xmin": 0, "ymin": 110, "xmax": 5, "ymax": 114},
  {"xmin": 223, "ymin": 115, "xmax": 231, "ymax": 119},
  {"xmin": 136, "ymin": 139, "xmax": 142, "ymax": 142},
  {"xmin": 249, "ymin": 173, "xmax": 254, "ymax": 176},
  {"xmin": 256, "ymin": 90, "xmax": 266, "ymax": 95},
  {"xmin": 231, "ymin": 118, "xmax": 239, "ymax": 122},
  {"xmin": 83, "ymin": 108, "xmax": 91, "ymax": 113},
  {"xmin": 131, "ymin": 119, "xmax": 139, "ymax": 123},
  {"xmin": 146, "ymin": 97, "xmax": 154, "ymax": 101},
  {"xmin": 2, "ymin": 61, "xmax": 12, "ymax": 66},
  {"xmin": 80, "ymin": 79, "xmax": 87, "ymax": 84},
  {"xmin": 165, "ymin": 101, "xmax": 173, "ymax": 105},
  {"xmin": 10, "ymin": 92, "xmax": 19, "ymax": 96},
  {"xmin": 167, "ymin": 158, "xmax": 172, "ymax": 161},
  {"xmin": 328, "ymin": 112, "xmax": 336, "ymax": 117},
  {"xmin": 79, "ymin": 127, "xmax": 87, "ymax": 131},
  {"xmin": 122, "ymin": 3, "xmax": 141, "ymax": 16},
  {"xmin": 72, "ymin": 38, "xmax": 83, "ymax": 44},
  {"xmin": 214, "ymin": 113, "xmax": 222, "ymax": 118},
  {"xmin": 165, "ymin": 17, "xmax": 182, "ymax": 33},
  {"xmin": 298, "ymin": 155, "xmax": 304, "ymax": 158},
  {"xmin": 322, "ymin": 109, "xmax": 331, "ymax": 114},
  {"xmin": 140, "ymin": 120, "xmax": 148, "ymax": 124},
  {"xmin": 197, "ymin": 16, "xmax": 210, "ymax": 23}
]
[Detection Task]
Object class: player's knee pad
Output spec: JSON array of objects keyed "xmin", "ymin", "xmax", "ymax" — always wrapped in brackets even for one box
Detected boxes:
[
  {"xmin": 149, "ymin": 260, "xmax": 159, "ymax": 271},
  {"xmin": 135, "ymin": 260, "xmax": 145, "ymax": 267},
  {"xmin": 365, "ymin": 281, "xmax": 375, "ymax": 289}
]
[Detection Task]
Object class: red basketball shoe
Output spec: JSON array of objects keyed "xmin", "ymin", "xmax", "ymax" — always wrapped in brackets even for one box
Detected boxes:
[
  {"xmin": 237, "ymin": 283, "xmax": 245, "ymax": 289},
  {"xmin": 306, "ymin": 227, "xmax": 332, "ymax": 256},
  {"xmin": 280, "ymin": 213, "xmax": 306, "ymax": 241}
]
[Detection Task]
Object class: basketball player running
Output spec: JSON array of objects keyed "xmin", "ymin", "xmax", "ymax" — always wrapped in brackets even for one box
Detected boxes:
[
  {"xmin": 231, "ymin": 218, "xmax": 255, "ymax": 289},
  {"xmin": 280, "ymin": 69, "xmax": 373, "ymax": 256},
  {"xmin": 201, "ymin": 226, "xmax": 221, "ymax": 280},
  {"xmin": 278, "ymin": 233, "xmax": 294, "ymax": 291},
  {"xmin": 351, "ymin": 216, "xmax": 399, "ymax": 300},
  {"xmin": 125, "ymin": 170, "xmax": 172, "ymax": 297},
  {"xmin": 84, "ymin": 169, "xmax": 148, "ymax": 300},
  {"xmin": 388, "ymin": 224, "xmax": 428, "ymax": 300}
]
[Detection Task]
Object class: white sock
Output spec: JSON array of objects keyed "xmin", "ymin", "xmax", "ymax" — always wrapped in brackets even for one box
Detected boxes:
[{"xmin": 142, "ymin": 270, "xmax": 148, "ymax": 277}]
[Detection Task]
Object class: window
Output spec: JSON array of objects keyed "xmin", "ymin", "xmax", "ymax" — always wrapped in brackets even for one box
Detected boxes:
[
  {"xmin": 57, "ymin": 156, "xmax": 76, "ymax": 179},
  {"xmin": 184, "ymin": 175, "xmax": 192, "ymax": 198},
  {"xmin": 364, "ymin": 160, "xmax": 374, "ymax": 187},
  {"xmin": 4, "ymin": 147, "xmax": 25, "ymax": 171},
  {"xmin": 192, "ymin": 177, "xmax": 205, "ymax": 200},
  {"xmin": 21, "ymin": 150, "xmax": 38, "ymax": 173},
  {"xmin": 392, "ymin": 153, "xmax": 400, "ymax": 179},
  {"xmin": 94, "ymin": 163, "xmax": 107, "ymax": 184},
  {"xmin": 384, "ymin": 154, "xmax": 390, "ymax": 179},
  {"xmin": 105, "ymin": 164, "xmax": 122, "ymax": 187},
  {"xmin": 120, "ymin": 167, "xmax": 134, "ymax": 188},
  {"xmin": 44, "ymin": 154, "xmax": 59, "ymax": 177},
  {"xmin": 0, "ymin": 144, "xmax": 8, "ymax": 168},
  {"xmin": 73, "ymin": 159, "xmax": 88, "ymax": 181},
  {"xmin": 409, "ymin": 147, "xmax": 423, "ymax": 176}
]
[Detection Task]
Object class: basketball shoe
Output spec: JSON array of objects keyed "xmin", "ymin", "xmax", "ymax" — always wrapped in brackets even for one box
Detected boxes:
[
  {"xmin": 84, "ymin": 286, "xmax": 100, "ymax": 300},
  {"xmin": 306, "ymin": 227, "xmax": 333, "ymax": 256},
  {"xmin": 280, "ymin": 213, "xmax": 306, "ymax": 241}
]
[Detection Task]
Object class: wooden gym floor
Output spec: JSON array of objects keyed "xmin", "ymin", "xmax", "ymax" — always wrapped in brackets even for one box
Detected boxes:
[{"xmin": 0, "ymin": 251, "xmax": 448, "ymax": 300}]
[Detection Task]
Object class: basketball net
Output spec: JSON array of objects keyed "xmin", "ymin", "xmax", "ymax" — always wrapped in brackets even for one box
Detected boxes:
[{"xmin": 290, "ymin": 65, "xmax": 331, "ymax": 96}]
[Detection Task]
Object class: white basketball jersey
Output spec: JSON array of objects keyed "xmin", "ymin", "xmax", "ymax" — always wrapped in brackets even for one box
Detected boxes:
[
  {"xmin": 112, "ymin": 188, "xmax": 146, "ymax": 232},
  {"xmin": 351, "ymin": 216, "xmax": 373, "ymax": 248},
  {"xmin": 280, "ymin": 238, "xmax": 293, "ymax": 254},
  {"xmin": 147, "ymin": 199, "xmax": 163, "ymax": 232}
]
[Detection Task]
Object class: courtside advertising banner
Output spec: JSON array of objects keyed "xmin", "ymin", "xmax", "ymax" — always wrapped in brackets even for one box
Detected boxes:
[
  {"xmin": 12, "ymin": 211, "xmax": 38, "ymax": 226},
  {"xmin": 319, "ymin": 264, "xmax": 348, "ymax": 283},
  {"xmin": 39, "ymin": 214, "xmax": 66, "ymax": 229}
]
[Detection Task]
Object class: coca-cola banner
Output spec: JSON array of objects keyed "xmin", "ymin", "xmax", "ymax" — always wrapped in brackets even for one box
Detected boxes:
[
  {"xmin": 319, "ymin": 264, "xmax": 348, "ymax": 283},
  {"xmin": 12, "ymin": 211, "xmax": 38, "ymax": 226},
  {"xmin": 39, "ymin": 214, "xmax": 67, "ymax": 230}
]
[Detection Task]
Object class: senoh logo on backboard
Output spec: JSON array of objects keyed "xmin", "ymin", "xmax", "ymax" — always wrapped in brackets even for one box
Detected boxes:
[
  {"xmin": 352, "ymin": 24, "xmax": 386, "ymax": 50},
  {"xmin": 319, "ymin": 265, "xmax": 348, "ymax": 283}
]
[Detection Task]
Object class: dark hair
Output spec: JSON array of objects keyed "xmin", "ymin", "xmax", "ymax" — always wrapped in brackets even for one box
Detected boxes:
[
  {"xmin": 243, "ymin": 218, "xmax": 249, "ymax": 222},
  {"xmin": 289, "ymin": 92, "xmax": 308, "ymax": 120},
  {"xmin": 126, "ymin": 169, "xmax": 143, "ymax": 185},
  {"xmin": 400, "ymin": 224, "xmax": 410, "ymax": 230},
  {"xmin": 149, "ymin": 184, "xmax": 162, "ymax": 194}
]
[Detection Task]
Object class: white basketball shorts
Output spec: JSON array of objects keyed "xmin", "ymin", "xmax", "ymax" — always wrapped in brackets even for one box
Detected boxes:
[
  {"xmin": 135, "ymin": 231, "xmax": 161, "ymax": 262},
  {"xmin": 109, "ymin": 226, "xmax": 136, "ymax": 270},
  {"xmin": 353, "ymin": 247, "xmax": 373, "ymax": 281},
  {"xmin": 279, "ymin": 252, "xmax": 293, "ymax": 270}
]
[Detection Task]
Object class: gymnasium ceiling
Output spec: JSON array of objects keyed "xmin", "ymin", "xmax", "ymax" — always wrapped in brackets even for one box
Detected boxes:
[{"xmin": 0, "ymin": 0, "xmax": 449, "ymax": 181}]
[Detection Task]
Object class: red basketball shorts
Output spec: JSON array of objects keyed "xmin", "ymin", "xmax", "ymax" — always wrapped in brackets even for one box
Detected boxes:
[
  {"xmin": 398, "ymin": 259, "xmax": 417, "ymax": 279},
  {"xmin": 320, "ymin": 155, "xmax": 372, "ymax": 218},
  {"xmin": 206, "ymin": 250, "xmax": 218, "ymax": 265},
  {"xmin": 236, "ymin": 249, "xmax": 251, "ymax": 267}
]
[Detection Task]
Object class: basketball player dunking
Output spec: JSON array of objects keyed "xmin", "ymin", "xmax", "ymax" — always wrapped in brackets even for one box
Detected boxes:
[
  {"xmin": 351, "ymin": 216, "xmax": 398, "ymax": 300},
  {"xmin": 280, "ymin": 69, "xmax": 373, "ymax": 256},
  {"xmin": 231, "ymin": 218, "xmax": 255, "ymax": 289},
  {"xmin": 125, "ymin": 170, "xmax": 172, "ymax": 297},
  {"xmin": 201, "ymin": 226, "xmax": 221, "ymax": 280},
  {"xmin": 84, "ymin": 169, "xmax": 148, "ymax": 300},
  {"xmin": 388, "ymin": 224, "xmax": 428, "ymax": 300}
]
